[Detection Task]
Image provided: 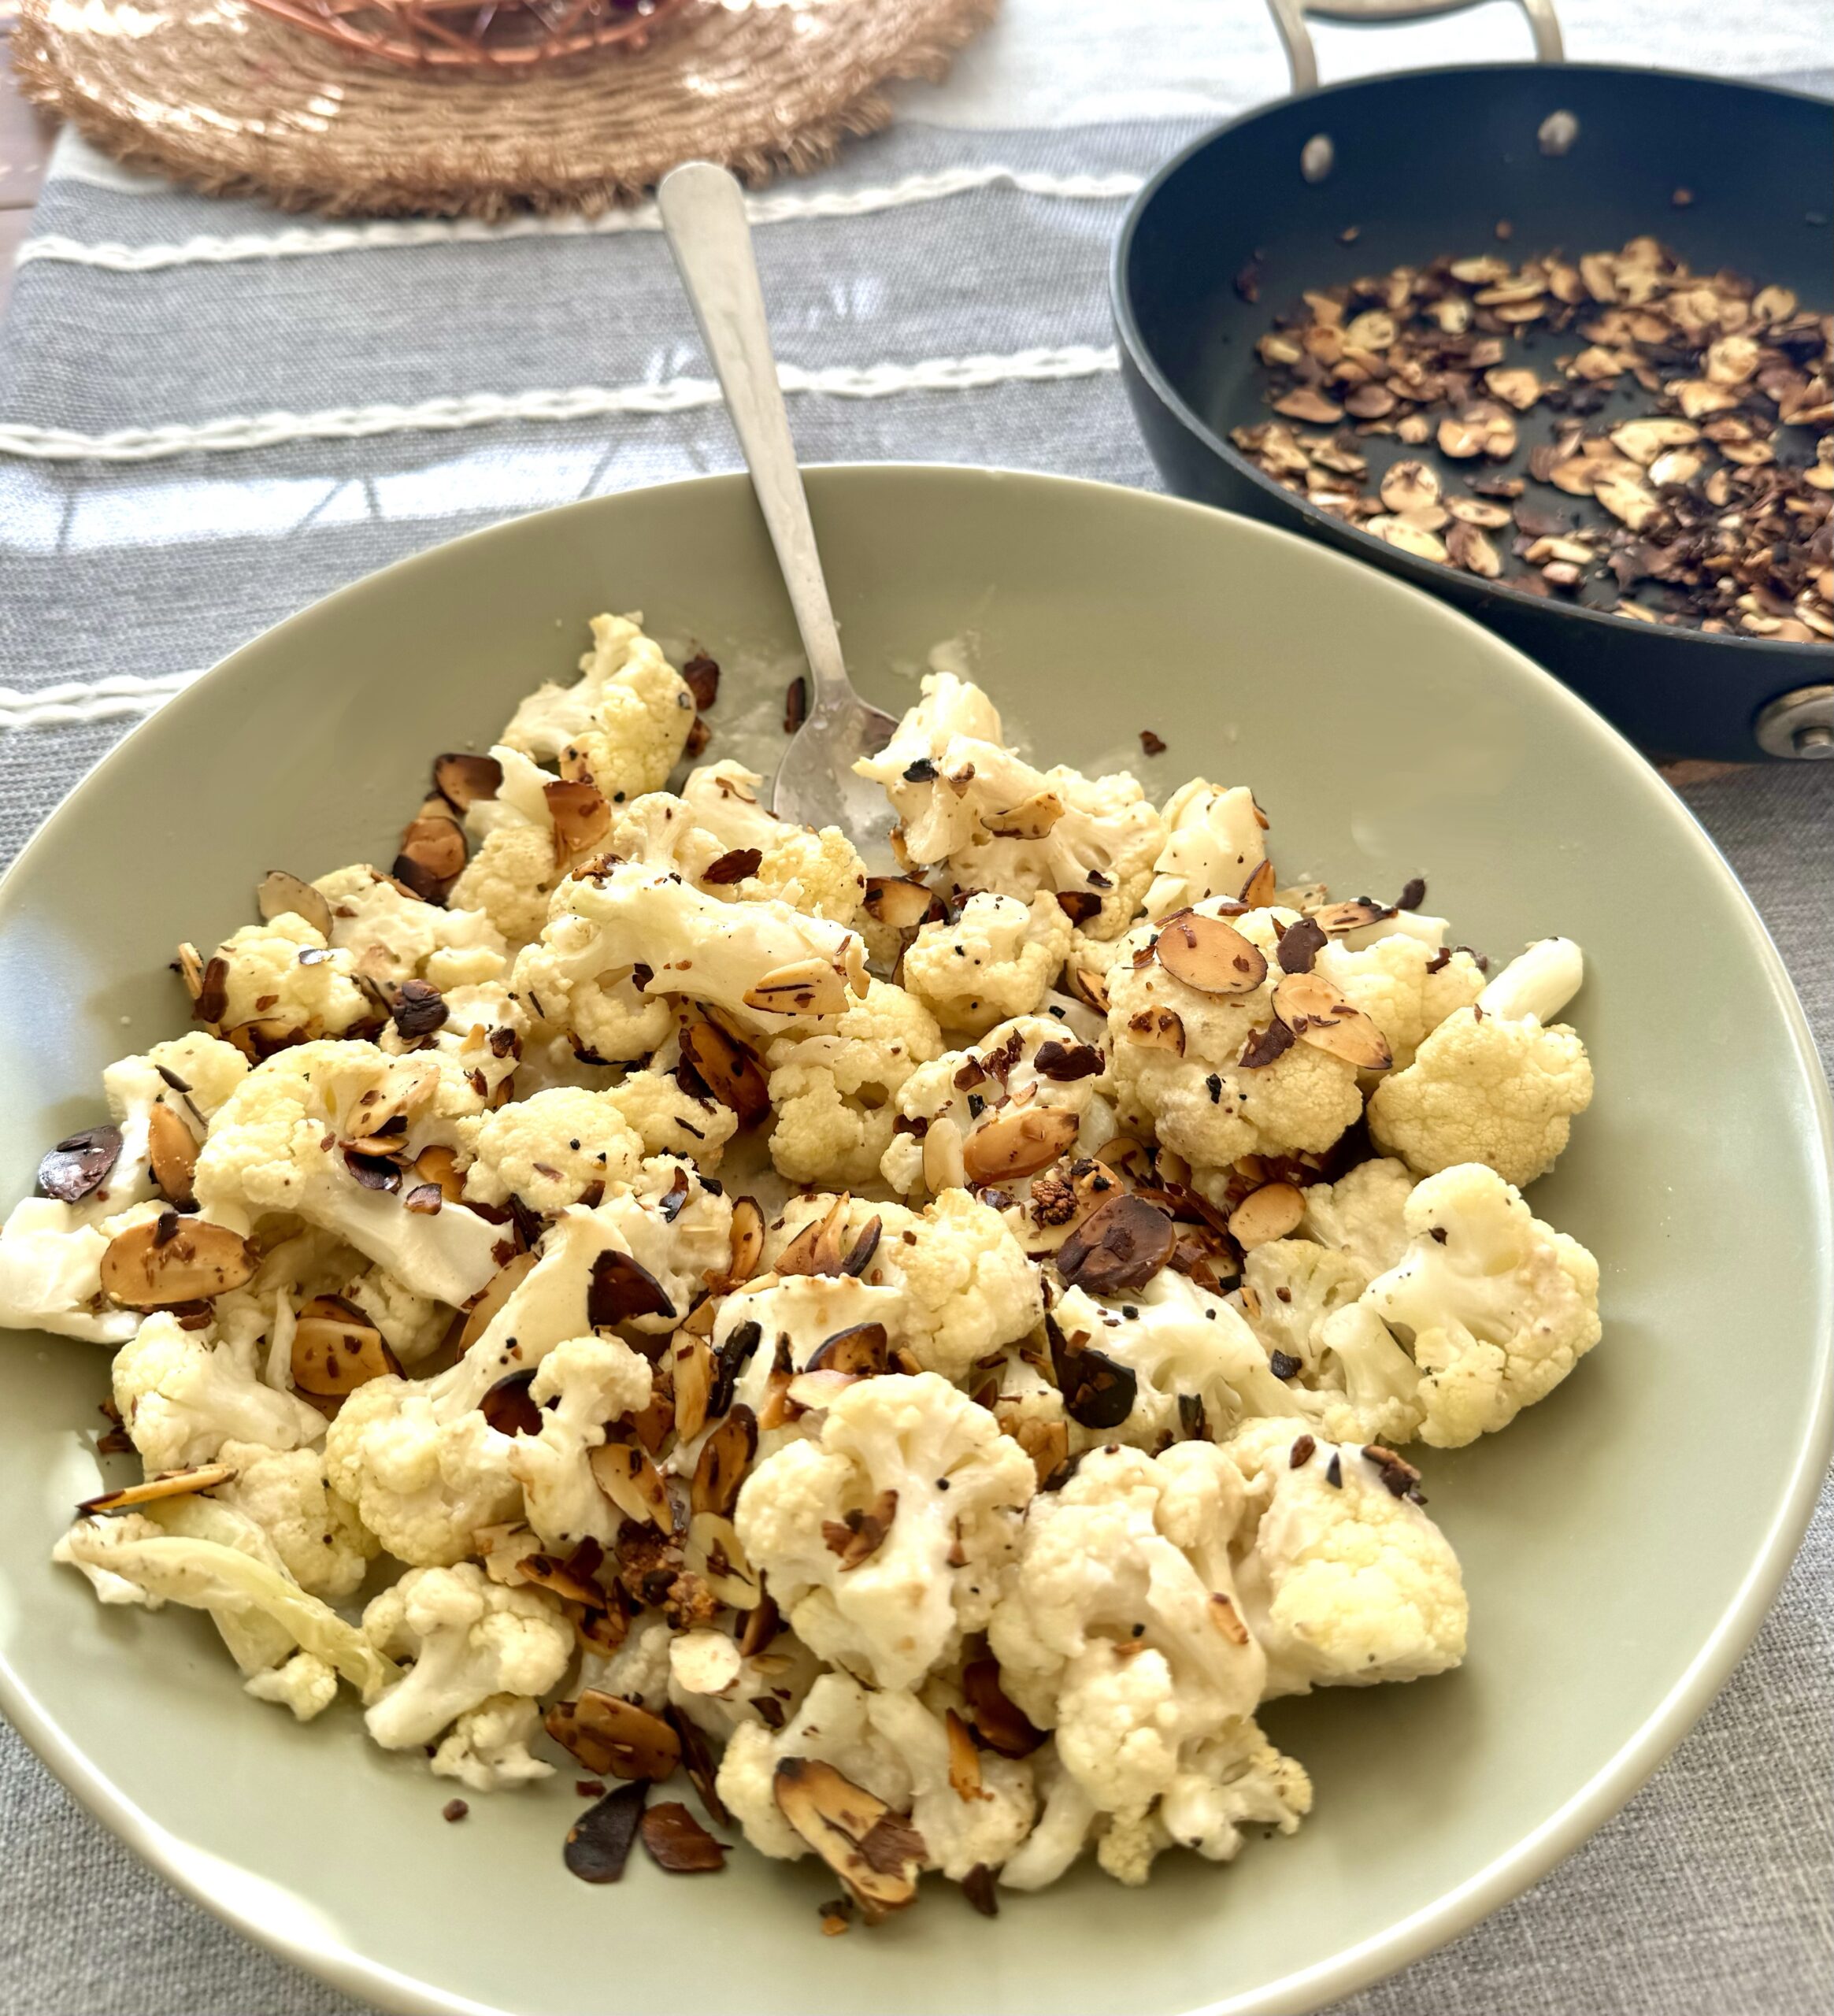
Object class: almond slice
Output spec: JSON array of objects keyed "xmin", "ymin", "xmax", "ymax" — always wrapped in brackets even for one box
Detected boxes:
[
  {"xmin": 684, "ymin": 1510, "xmax": 762, "ymax": 1609},
  {"xmin": 980, "ymin": 791, "xmax": 1065, "ymax": 840},
  {"xmin": 773, "ymin": 1759, "xmax": 925, "ymax": 1923},
  {"xmin": 543, "ymin": 778, "xmax": 612, "ymax": 866},
  {"xmin": 456, "ymin": 1251, "xmax": 538, "ymax": 1354},
  {"xmin": 743, "ymin": 958, "xmax": 849, "ymax": 1018},
  {"xmin": 1271, "ymin": 970, "xmax": 1393, "ymax": 1070},
  {"xmin": 432, "ymin": 752, "xmax": 502, "ymax": 811},
  {"xmin": 99, "ymin": 1217, "xmax": 258, "ymax": 1310},
  {"xmin": 961, "ymin": 1658, "xmax": 1045, "ymax": 1758},
  {"xmin": 861, "ymin": 876, "xmax": 944, "ymax": 932},
  {"xmin": 545, "ymin": 1690, "xmax": 680, "ymax": 1781},
  {"xmin": 945, "ymin": 1710, "xmax": 988, "ymax": 1802},
  {"xmin": 479, "ymin": 1369, "xmax": 542, "ymax": 1437},
  {"xmin": 921, "ymin": 1116, "xmax": 967, "ymax": 1193},
  {"xmin": 678, "ymin": 1017, "xmax": 770, "ymax": 1127},
  {"xmin": 1153, "ymin": 910, "xmax": 1268, "ymax": 996},
  {"xmin": 1227, "ymin": 1180, "xmax": 1306, "ymax": 1250},
  {"xmin": 670, "ymin": 1334, "xmax": 715, "ymax": 1443},
  {"xmin": 1055, "ymin": 1192, "xmax": 1177, "ymax": 1298},
  {"xmin": 587, "ymin": 1249, "xmax": 677, "ymax": 1326},
  {"xmin": 255, "ymin": 869, "xmax": 332, "ymax": 938},
  {"xmin": 143, "ymin": 1103, "xmax": 198, "ymax": 1207},
  {"xmin": 806, "ymin": 1322, "xmax": 891, "ymax": 1376},
  {"xmin": 392, "ymin": 812, "xmax": 466, "ymax": 902},
  {"xmin": 691, "ymin": 1405, "xmax": 758, "ymax": 1520},
  {"xmin": 721, "ymin": 1196, "xmax": 765, "ymax": 1288},
  {"xmin": 588, "ymin": 1442, "xmax": 673, "ymax": 1530},
  {"xmin": 291, "ymin": 1308, "xmax": 402, "ymax": 1396},
  {"xmin": 77, "ymin": 1462, "xmax": 236, "ymax": 1515},
  {"xmin": 38, "ymin": 1125, "xmax": 124, "ymax": 1206},
  {"xmin": 1305, "ymin": 899, "xmax": 1395, "ymax": 937},
  {"xmin": 961, "ymin": 1107, "xmax": 1082, "ymax": 1186},
  {"xmin": 1125, "ymin": 1005, "xmax": 1185, "ymax": 1054}
]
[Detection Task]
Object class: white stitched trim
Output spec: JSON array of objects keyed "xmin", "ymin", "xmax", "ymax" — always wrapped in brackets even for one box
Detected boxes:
[
  {"xmin": 17, "ymin": 169, "xmax": 1144, "ymax": 275},
  {"xmin": 0, "ymin": 670, "xmax": 203, "ymax": 731},
  {"xmin": 0, "ymin": 345, "xmax": 1121, "ymax": 464}
]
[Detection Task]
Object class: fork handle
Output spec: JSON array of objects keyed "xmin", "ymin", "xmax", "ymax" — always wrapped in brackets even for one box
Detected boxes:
[{"xmin": 658, "ymin": 161, "xmax": 853, "ymax": 710}]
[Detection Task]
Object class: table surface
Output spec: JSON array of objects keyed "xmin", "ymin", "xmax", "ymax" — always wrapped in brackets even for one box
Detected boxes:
[{"xmin": 0, "ymin": 3, "xmax": 1829, "ymax": 2012}]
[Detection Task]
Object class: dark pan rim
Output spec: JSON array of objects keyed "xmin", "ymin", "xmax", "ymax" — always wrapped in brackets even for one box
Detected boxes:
[{"xmin": 1110, "ymin": 60, "xmax": 1834, "ymax": 682}]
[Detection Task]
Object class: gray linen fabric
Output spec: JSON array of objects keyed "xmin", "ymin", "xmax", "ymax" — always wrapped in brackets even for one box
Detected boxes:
[{"xmin": 1, "ymin": 2, "xmax": 1830, "ymax": 2009}]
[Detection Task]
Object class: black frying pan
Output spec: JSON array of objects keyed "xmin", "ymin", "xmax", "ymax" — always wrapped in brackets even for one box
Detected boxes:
[{"xmin": 1112, "ymin": 0, "xmax": 1833, "ymax": 762}]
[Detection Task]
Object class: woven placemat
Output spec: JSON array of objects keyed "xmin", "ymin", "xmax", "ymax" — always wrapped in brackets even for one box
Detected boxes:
[{"xmin": 13, "ymin": 0, "xmax": 999, "ymax": 217}]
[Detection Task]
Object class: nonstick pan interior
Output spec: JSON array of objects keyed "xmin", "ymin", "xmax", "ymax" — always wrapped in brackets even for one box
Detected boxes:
[{"xmin": 1117, "ymin": 64, "xmax": 1832, "ymax": 759}]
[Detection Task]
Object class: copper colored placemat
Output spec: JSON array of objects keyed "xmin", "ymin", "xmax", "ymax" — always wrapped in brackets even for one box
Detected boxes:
[{"xmin": 12, "ymin": 0, "xmax": 998, "ymax": 217}]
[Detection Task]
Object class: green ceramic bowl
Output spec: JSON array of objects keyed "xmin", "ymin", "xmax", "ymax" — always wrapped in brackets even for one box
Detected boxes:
[{"xmin": 1, "ymin": 467, "xmax": 1828, "ymax": 2016}]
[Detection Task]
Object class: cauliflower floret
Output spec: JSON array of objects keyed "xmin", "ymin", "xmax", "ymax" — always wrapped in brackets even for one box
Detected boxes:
[
  {"xmin": 244, "ymin": 1651, "xmax": 339, "ymax": 1721},
  {"xmin": 1369, "ymin": 937, "xmax": 1593, "ymax": 1187},
  {"xmin": 500, "ymin": 613, "xmax": 695, "ymax": 802},
  {"xmin": 1221, "ymin": 1418, "xmax": 1467, "ymax": 1696},
  {"xmin": 580, "ymin": 1614, "xmax": 673, "ymax": 1711},
  {"xmin": 363, "ymin": 1563, "xmax": 572, "ymax": 1752},
  {"xmin": 901, "ymin": 893, "xmax": 1073, "ymax": 1038},
  {"xmin": 987, "ymin": 1442, "xmax": 1278, "ymax": 1881},
  {"xmin": 855, "ymin": 673, "xmax": 1165, "ymax": 937},
  {"xmin": 869, "ymin": 1684, "xmax": 1038, "ymax": 1881},
  {"xmin": 1144, "ymin": 781, "xmax": 1268, "ymax": 921},
  {"xmin": 52, "ymin": 1509, "xmax": 169, "ymax": 1606},
  {"xmin": 1299, "ymin": 1157, "xmax": 1416, "ymax": 1280},
  {"xmin": 313, "ymin": 865, "xmax": 507, "ymax": 991},
  {"xmin": 113, "ymin": 1312, "xmax": 324, "ymax": 1472},
  {"xmin": 337, "ymin": 1262, "xmax": 451, "ymax": 1368},
  {"xmin": 450, "ymin": 747, "xmax": 621, "ymax": 949},
  {"xmin": 665, "ymin": 1623, "xmax": 823, "ymax": 1744},
  {"xmin": 203, "ymin": 913, "xmax": 373, "ymax": 1043},
  {"xmin": 763, "ymin": 979, "xmax": 942, "ymax": 1188},
  {"xmin": 464, "ymin": 1087, "xmax": 646, "ymax": 1213},
  {"xmin": 598, "ymin": 1067, "xmax": 738, "ymax": 1169},
  {"xmin": 1107, "ymin": 905, "xmax": 1365, "ymax": 1169},
  {"xmin": 514, "ymin": 861, "xmax": 867, "ymax": 1065},
  {"xmin": 1239, "ymin": 1239, "xmax": 1370, "ymax": 1382},
  {"xmin": 1362, "ymin": 1162, "xmax": 1602, "ymax": 1447},
  {"xmin": 194, "ymin": 1041, "xmax": 503, "ymax": 1306},
  {"xmin": 1147, "ymin": 1718, "xmax": 1313, "ymax": 1876},
  {"xmin": 0, "ymin": 1198, "xmax": 141, "ymax": 1343},
  {"xmin": 506, "ymin": 1334, "xmax": 652, "ymax": 1551},
  {"xmin": 880, "ymin": 1014, "xmax": 1113, "ymax": 1202},
  {"xmin": 93, "ymin": 1032, "xmax": 250, "ymax": 1216},
  {"xmin": 209, "ymin": 1440, "xmax": 377, "ymax": 1600},
  {"xmin": 324, "ymin": 1378, "xmax": 521, "ymax": 1567},
  {"xmin": 431, "ymin": 1694, "xmax": 554, "ymax": 1792},
  {"xmin": 735, "ymin": 1373, "xmax": 1034, "ymax": 1692},
  {"xmin": 679, "ymin": 763, "xmax": 869, "ymax": 921}
]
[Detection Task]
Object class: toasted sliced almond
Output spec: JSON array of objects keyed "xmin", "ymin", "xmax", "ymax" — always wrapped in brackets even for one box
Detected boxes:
[
  {"xmin": 1063, "ymin": 964, "xmax": 1111, "ymax": 1015},
  {"xmin": 516, "ymin": 1549, "xmax": 606, "ymax": 1606},
  {"xmin": 774, "ymin": 1193, "xmax": 851, "ymax": 1277},
  {"xmin": 1153, "ymin": 910, "xmax": 1268, "ymax": 996},
  {"xmin": 640, "ymin": 1802, "xmax": 727, "ymax": 1873},
  {"xmin": 678, "ymin": 1017, "xmax": 771, "ymax": 1127},
  {"xmin": 980, "ymin": 791, "xmax": 1065, "ymax": 840},
  {"xmin": 945, "ymin": 1710, "xmax": 988, "ymax": 1802},
  {"xmin": 100, "ymin": 1217, "xmax": 258, "ymax": 1310},
  {"xmin": 543, "ymin": 779, "xmax": 611, "ymax": 866},
  {"xmin": 787, "ymin": 1368, "xmax": 861, "ymax": 1411},
  {"xmin": 861, "ymin": 876, "xmax": 945, "ymax": 932},
  {"xmin": 806, "ymin": 1322, "xmax": 891, "ymax": 1376},
  {"xmin": 962, "ymin": 1107, "xmax": 1082, "ymax": 1187},
  {"xmin": 961, "ymin": 1657, "xmax": 1045, "ymax": 1757},
  {"xmin": 684, "ymin": 1510, "xmax": 761, "ymax": 1610},
  {"xmin": 392, "ymin": 813, "xmax": 466, "ymax": 902},
  {"xmin": 1484, "ymin": 366, "xmax": 1542, "ymax": 410},
  {"xmin": 1055, "ymin": 1192, "xmax": 1177, "ymax": 1298},
  {"xmin": 1227, "ymin": 1180, "xmax": 1306, "ymax": 1249},
  {"xmin": 256, "ymin": 869, "xmax": 332, "ymax": 938},
  {"xmin": 1447, "ymin": 496, "xmax": 1513, "ymax": 528},
  {"xmin": 588, "ymin": 1441, "xmax": 673, "ymax": 1530},
  {"xmin": 821, "ymin": 1488, "xmax": 899, "ymax": 1570},
  {"xmin": 146, "ymin": 1108, "xmax": 197, "ymax": 1209},
  {"xmin": 1125, "ymin": 1006, "xmax": 1185, "ymax": 1054},
  {"xmin": 773, "ymin": 1759, "xmax": 926, "ymax": 1923},
  {"xmin": 546, "ymin": 1691, "xmax": 680, "ymax": 1781},
  {"xmin": 721, "ymin": 1196, "xmax": 765, "ymax": 1288},
  {"xmin": 671, "ymin": 1335, "xmax": 715, "ymax": 1443},
  {"xmin": 37, "ymin": 1125, "xmax": 124, "ymax": 1206},
  {"xmin": 410, "ymin": 1143, "xmax": 465, "ymax": 1206},
  {"xmin": 291, "ymin": 1310, "xmax": 401, "ymax": 1396},
  {"xmin": 587, "ymin": 1248, "xmax": 677, "ymax": 1327},
  {"xmin": 1272, "ymin": 969, "xmax": 1393, "ymax": 1069},
  {"xmin": 701, "ymin": 847, "xmax": 763, "ymax": 887},
  {"xmin": 1446, "ymin": 521, "xmax": 1502, "ymax": 578},
  {"xmin": 432, "ymin": 752, "xmax": 502, "ymax": 811},
  {"xmin": 1367, "ymin": 514, "xmax": 1447, "ymax": 562},
  {"xmin": 1610, "ymin": 417, "xmax": 1700, "ymax": 465},
  {"xmin": 479, "ymin": 1369, "xmax": 542, "ymax": 1437},
  {"xmin": 1239, "ymin": 858, "xmax": 1278, "ymax": 907},
  {"xmin": 1379, "ymin": 460, "xmax": 1440, "ymax": 515},
  {"xmin": 1305, "ymin": 899, "xmax": 1393, "ymax": 937},
  {"xmin": 691, "ymin": 1405, "xmax": 759, "ymax": 1520},
  {"xmin": 77, "ymin": 1462, "xmax": 236, "ymax": 1515},
  {"xmin": 743, "ymin": 958, "xmax": 848, "ymax": 1018},
  {"xmin": 457, "ymin": 1251, "xmax": 539, "ymax": 1354},
  {"xmin": 1273, "ymin": 388, "xmax": 1343, "ymax": 424}
]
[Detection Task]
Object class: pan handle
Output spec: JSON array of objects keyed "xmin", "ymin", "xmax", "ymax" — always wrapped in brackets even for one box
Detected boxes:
[{"xmin": 1267, "ymin": 0, "xmax": 1562, "ymax": 94}]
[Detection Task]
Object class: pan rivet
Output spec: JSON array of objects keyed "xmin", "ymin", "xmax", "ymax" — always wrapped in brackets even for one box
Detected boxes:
[
  {"xmin": 1537, "ymin": 109, "xmax": 1579, "ymax": 157},
  {"xmin": 1754, "ymin": 687, "xmax": 1834, "ymax": 762},
  {"xmin": 1300, "ymin": 135, "xmax": 1333, "ymax": 184}
]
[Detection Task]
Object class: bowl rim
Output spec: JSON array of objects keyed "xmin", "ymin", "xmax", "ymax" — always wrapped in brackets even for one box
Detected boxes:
[
  {"xmin": 0, "ymin": 461, "xmax": 1828, "ymax": 2016},
  {"xmin": 1107, "ymin": 59, "xmax": 1834, "ymax": 680}
]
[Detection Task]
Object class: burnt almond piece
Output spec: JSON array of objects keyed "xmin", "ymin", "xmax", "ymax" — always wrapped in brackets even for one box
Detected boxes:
[
  {"xmin": 671, "ymin": 1335, "xmax": 716, "ymax": 1444},
  {"xmin": 945, "ymin": 1710, "xmax": 987, "ymax": 1803},
  {"xmin": 961, "ymin": 1107, "xmax": 1082, "ymax": 1187},
  {"xmin": 961, "ymin": 1864, "xmax": 999, "ymax": 1917},
  {"xmin": 961, "ymin": 1657, "xmax": 1044, "ymax": 1757},
  {"xmin": 773, "ymin": 1194, "xmax": 851, "ymax": 1278},
  {"xmin": 588, "ymin": 1249, "xmax": 677, "ymax": 1327},
  {"xmin": 702, "ymin": 847, "xmax": 763, "ymax": 887},
  {"xmin": 1032, "ymin": 1040, "xmax": 1102, "ymax": 1084},
  {"xmin": 742, "ymin": 958, "xmax": 849, "ymax": 1018},
  {"xmin": 678, "ymin": 1019, "xmax": 771, "ymax": 1128},
  {"xmin": 1272, "ymin": 971, "xmax": 1393, "ymax": 1070},
  {"xmin": 1153, "ymin": 910, "xmax": 1268, "ymax": 996},
  {"xmin": 862, "ymin": 876, "xmax": 944, "ymax": 932},
  {"xmin": 100, "ymin": 1218, "xmax": 258, "ymax": 1310},
  {"xmin": 1239, "ymin": 859, "xmax": 1277, "ymax": 907},
  {"xmin": 291, "ymin": 1310, "xmax": 401, "ymax": 1397},
  {"xmin": 1238, "ymin": 1020, "xmax": 1297, "ymax": 1070},
  {"xmin": 684, "ymin": 1510, "xmax": 761, "ymax": 1610},
  {"xmin": 515, "ymin": 1550, "xmax": 606, "ymax": 1606},
  {"xmin": 1055, "ymin": 1192, "xmax": 1177, "ymax": 1297},
  {"xmin": 1054, "ymin": 890, "xmax": 1102, "ymax": 927},
  {"xmin": 640, "ymin": 1801, "xmax": 728, "ymax": 1873},
  {"xmin": 77, "ymin": 1461, "xmax": 236, "ymax": 1516},
  {"xmin": 432, "ymin": 752, "xmax": 502, "ymax": 812},
  {"xmin": 38, "ymin": 1125, "xmax": 124, "ymax": 1206},
  {"xmin": 773, "ymin": 1759, "xmax": 925, "ymax": 1924},
  {"xmin": 709, "ymin": 1325, "xmax": 762, "ymax": 1420},
  {"xmin": 565, "ymin": 1778, "xmax": 647, "ymax": 1884},
  {"xmin": 255, "ymin": 869, "xmax": 332, "ymax": 938},
  {"xmin": 821, "ymin": 1488, "xmax": 898, "ymax": 1570},
  {"xmin": 391, "ymin": 814, "xmax": 466, "ymax": 902},
  {"xmin": 1227, "ymin": 1181, "xmax": 1306, "ymax": 1251},
  {"xmin": 839, "ymin": 1218, "xmax": 882, "ymax": 1278},
  {"xmin": 1047, "ymin": 1321, "xmax": 1139, "ymax": 1432},
  {"xmin": 543, "ymin": 779, "xmax": 612, "ymax": 867},
  {"xmin": 480, "ymin": 1369, "xmax": 543, "ymax": 1437},
  {"xmin": 1276, "ymin": 915, "xmax": 1327, "ymax": 975},
  {"xmin": 680, "ymin": 654, "xmax": 721, "ymax": 711},
  {"xmin": 457, "ymin": 1251, "xmax": 539, "ymax": 1354},
  {"xmin": 665, "ymin": 1703, "xmax": 732, "ymax": 1828},
  {"xmin": 806, "ymin": 1322, "xmax": 891, "ymax": 1376},
  {"xmin": 588, "ymin": 1442, "xmax": 673, "ymax": 1530},
  {"xmin": 691, "ymin": 1405, "xmax": 759, "ymax": 1520},
  {"xmin": 546, "ymin": 1690, "xmax": 681, "ymax": 1781}
]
